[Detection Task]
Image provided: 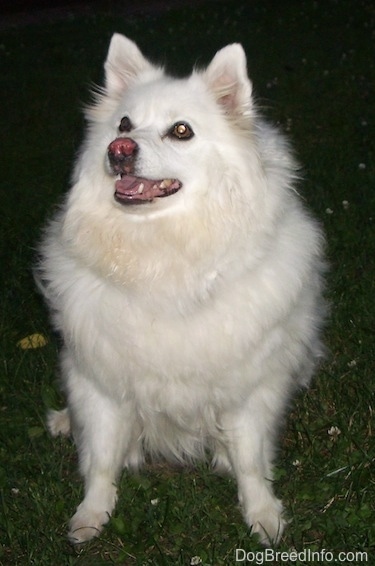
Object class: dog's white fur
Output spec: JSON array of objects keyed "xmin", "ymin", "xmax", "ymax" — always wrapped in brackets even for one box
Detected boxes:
[{"xmin": 38, "ymin": 34, "xmax": 326, "ymax": 545}]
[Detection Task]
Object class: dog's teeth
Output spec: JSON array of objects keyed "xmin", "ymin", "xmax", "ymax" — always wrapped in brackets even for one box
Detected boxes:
[
  {"xmin": 160, "ymin": 179, "xmax": 172, "ymax": 189},
  {"xmin": 137, "ymin": 183, "xmax": 145, "ymax": 194},
  {"xmin": 116, "ymin": 174, "xmax": 121, "ymax": 180}
]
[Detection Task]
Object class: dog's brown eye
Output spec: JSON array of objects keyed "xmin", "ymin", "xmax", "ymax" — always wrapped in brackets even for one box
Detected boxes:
[
  {"xmin": 119, "ymin": 116, "xmax": 133, "ymax": 133},
  {"xmin": 169, "ymin": 122, "xmax": 194, "ymax": 140}
]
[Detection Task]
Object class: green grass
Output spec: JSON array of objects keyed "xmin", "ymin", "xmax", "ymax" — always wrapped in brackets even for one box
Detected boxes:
[{"xmin": 1, "ymin": 0, "xmax": 374, "ymax": 563}]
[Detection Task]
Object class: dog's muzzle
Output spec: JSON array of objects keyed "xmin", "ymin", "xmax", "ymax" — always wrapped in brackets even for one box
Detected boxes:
[{"xmin": 107, "ymin": 137, "xmax": 182, "ymax": 205}]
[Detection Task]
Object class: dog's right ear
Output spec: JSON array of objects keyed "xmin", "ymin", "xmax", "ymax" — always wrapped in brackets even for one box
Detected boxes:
[{"xmin": 104, "ymin": 34, "xmax": 154, "ymax": 95}]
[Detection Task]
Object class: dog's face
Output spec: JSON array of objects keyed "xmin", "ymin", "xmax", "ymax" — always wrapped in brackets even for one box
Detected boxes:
[
  {"xmin": 105, "ymin": 78, "xmax": 212, "ymax": 209},
  {"xmin": 81, "ymin": 34, "xmax": 254, "ymax": 218}
]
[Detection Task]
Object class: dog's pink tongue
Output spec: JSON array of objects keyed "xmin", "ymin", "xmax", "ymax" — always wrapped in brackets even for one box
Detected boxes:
[
  {"xmin": 115, "ymin": 175, "xmax": 181, "ymax": 203},
  {"xmin": 116, "ymin": 175, "xmax": 155, "ymax": 197}
]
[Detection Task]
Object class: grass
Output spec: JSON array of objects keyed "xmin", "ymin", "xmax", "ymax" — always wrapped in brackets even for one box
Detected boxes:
[{"xmin": 0, "ymin": 0, "xmax": 374, "ymax": 563}]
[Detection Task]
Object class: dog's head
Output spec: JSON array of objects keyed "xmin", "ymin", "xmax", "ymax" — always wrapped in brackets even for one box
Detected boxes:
[{"xmin": 81, "ymin": 34, "xmax": 254, "ymax": 218}]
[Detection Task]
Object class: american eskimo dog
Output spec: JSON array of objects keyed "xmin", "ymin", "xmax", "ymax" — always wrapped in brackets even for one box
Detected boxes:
[{"xmin": 37, "ymin": 34, "xmax": 326, "ymax": 545}]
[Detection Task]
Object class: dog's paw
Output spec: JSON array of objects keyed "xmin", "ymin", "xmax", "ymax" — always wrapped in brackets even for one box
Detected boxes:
[
  {"xmin": 47, "ymin": 408, "xmax": 71, "ymax": 437},
  {"xmin": 245, "ymin": 498, "xmax": 286, "ymax": 546},
  {"xmin": 68, "ymin": 507, "xmax": 110, "ymax": 544}
]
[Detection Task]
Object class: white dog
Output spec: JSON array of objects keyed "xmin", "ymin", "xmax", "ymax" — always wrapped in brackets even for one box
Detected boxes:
[{"xmin": 37, "ymin": 34, "xmax": 326, "ymax": 545}]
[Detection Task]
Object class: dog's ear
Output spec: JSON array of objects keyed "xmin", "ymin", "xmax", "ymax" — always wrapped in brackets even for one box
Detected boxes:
[
  {"xmin": 204, "ymin": 44, "xmax": 252, "ymax": 116},
  {"xmin": 104, "ymin": 34, "xmax": 154, "ymax": 95}
]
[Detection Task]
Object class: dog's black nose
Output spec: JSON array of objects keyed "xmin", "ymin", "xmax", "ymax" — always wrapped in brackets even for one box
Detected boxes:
[{"xmin": 108, "ymin": 137, "xmax": 139, "ymax": 175}]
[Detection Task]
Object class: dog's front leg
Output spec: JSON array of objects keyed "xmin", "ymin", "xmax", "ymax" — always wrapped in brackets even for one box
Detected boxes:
[
  {"xmin": 222, "ymin": 389, "xmax": 287, "ymax": 546},
  {"xmin": 63, "ymin": 364, "xmax": 137, "ymax": 544}
]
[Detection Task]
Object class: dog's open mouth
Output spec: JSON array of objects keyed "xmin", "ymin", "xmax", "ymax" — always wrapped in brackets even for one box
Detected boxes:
[{"xmin": 115, "ymin": 175, "xmax": 182, "ymax": 205}]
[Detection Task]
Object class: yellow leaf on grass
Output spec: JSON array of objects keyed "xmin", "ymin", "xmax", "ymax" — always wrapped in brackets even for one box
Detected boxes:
[{"xmin": 17, "ymin": 333, "xmax": 48, "ymax": 349}]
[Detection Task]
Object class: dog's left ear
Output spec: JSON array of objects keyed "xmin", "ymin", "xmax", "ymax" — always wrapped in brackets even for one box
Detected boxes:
[{"xmin": 204, "ymin": 44, "xmax": 252, "ymax": 116}]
